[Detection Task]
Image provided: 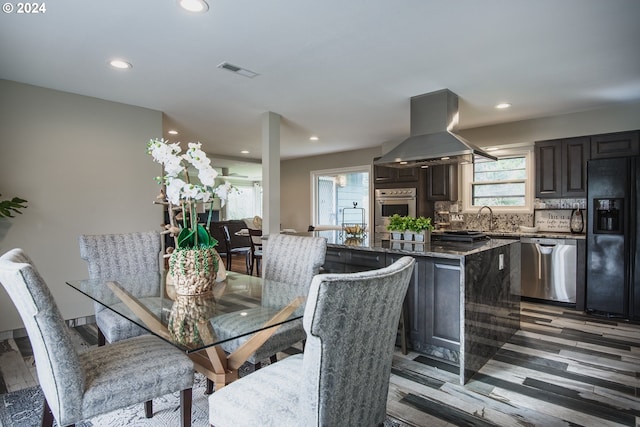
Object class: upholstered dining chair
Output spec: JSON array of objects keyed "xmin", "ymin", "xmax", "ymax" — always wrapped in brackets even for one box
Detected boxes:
[
  {"xmin": 0, "ymin": 248, "xmax": 194, "ymax": 427},
  {"xmin": 78, "ymin": 231, "xmax": 162, "ymax": 347},
  {"xmin": 247, "ymin": 228, "xmax": 263, "ymax": 276},
  {"xmin": 210, "ymin": 233, "xmax": 327, "ymax": 369},
  {"xmin": 209, "ymin": 256, "xmax": 416, "ymax": 427},
  {"xmin": 220, "ymin": 225, "xmax": 251, "ymax": 273},
  {"xmin": 79, "ymin": 231, "xmax": 168, "ymax": 417}
]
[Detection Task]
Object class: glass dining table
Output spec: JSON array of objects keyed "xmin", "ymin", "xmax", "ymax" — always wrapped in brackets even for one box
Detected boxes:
[{"xmin": 67, "ymin": 271, "xmax": 304, "ymax": 391}]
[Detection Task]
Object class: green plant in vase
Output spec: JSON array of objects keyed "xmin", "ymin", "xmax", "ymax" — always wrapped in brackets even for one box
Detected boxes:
[
  {"xmin": 148, "ymin": 138, "xmax": 233, "ymax": 295},
  {"xmin": 408, "ymin": 216, "xmax": 434, "ymax": 243},
  {"xmin": 387, "ymin": 214, "xmax": 434, "ymax": 242},
  {"xmin": 409, "ymin": 216, "xmax": 434, "ymax": 232},
  {"xmin": 386, "ymin": 214, "xmax": 410, "ymax": 233}
]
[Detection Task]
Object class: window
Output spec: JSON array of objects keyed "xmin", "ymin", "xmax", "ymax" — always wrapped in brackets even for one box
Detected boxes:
[
  {"xmin": 311, "ymin": 166, "xmax": 371, "ymax": 229},
  {"xmin": 462, "ymin": 148, "xmax": 533, "ymax": 212},
  {"xmin": 225, "ymin": 181, "xmax": 262, "ymax": 220}
]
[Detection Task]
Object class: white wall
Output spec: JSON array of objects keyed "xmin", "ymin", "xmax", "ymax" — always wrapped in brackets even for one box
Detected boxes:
[
  {"xmin": 281, "ymin": 147, "xmax": 381, "ymax": 233},
  {"xmin": 0, "ymin": 80, "xmax": 163, "ymax": 332}
]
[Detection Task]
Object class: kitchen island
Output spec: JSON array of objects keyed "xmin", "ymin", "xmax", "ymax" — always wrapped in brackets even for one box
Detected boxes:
[{"xmin": 312, "ymin": 231, "xmax": 520, "ymax": 385}]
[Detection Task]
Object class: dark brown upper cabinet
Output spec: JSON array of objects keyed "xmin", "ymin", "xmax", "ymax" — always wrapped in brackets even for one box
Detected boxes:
[
  {"xmin": 373, "ymin": 161, "xmax": 419, "ymax": 185},
  {"xmin": 590, "ymin": 130, "xmax": 640, "ymax": 159},
  {"xmin": 426, "ymin": 164, "xmax": 458, "ymax": 201},
  {"xmin": 535, "ymin": 136, "xmax": 590, "ymax": 198}
]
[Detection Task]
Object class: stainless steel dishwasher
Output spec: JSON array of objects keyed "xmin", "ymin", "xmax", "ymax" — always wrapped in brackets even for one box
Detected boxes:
[{"xmin": 521, "ymin": 237, "xmax": 577, "ymax": 303}]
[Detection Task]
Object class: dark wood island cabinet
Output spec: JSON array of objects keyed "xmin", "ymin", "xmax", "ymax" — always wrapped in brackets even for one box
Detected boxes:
[{"xmin": 320, "ymin": 235, "xmax": 520, "ymax": 384}]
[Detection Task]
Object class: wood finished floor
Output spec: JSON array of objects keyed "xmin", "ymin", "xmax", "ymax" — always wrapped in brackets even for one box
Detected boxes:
[{"xmin": 1, "ymin": 254, "xmax": 638, "ymax": 426}]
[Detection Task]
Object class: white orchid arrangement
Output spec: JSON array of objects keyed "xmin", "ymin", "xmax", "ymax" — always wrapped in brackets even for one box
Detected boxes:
[{"xmin": 148, "ymin": 138, "xmax": 232, "ymax": 249}]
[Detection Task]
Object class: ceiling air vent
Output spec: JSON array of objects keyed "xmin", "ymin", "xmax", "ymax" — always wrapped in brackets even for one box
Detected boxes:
[{"xmin": 217, "ymin": 62, "xmax": 259, "ymax": 78}]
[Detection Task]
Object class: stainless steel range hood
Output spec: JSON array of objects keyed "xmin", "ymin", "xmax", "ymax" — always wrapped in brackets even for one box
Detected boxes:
[{"xmin": 375, "ymin": 89, "xmax": 496, "ymax": 167}]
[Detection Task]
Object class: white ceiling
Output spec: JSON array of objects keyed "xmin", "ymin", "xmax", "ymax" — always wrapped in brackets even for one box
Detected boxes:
[{"xmin": 2, "ymin": 0, "xmax": 639, "ymax": 173}]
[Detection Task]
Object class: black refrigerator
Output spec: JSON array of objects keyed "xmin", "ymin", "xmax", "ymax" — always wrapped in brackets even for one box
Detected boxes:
[{"xmin": 586, "ymin": 156, "xmax": 640, "ymax": 320}]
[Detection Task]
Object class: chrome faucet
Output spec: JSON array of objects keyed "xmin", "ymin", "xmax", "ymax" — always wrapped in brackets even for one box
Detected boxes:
[{"xmin": 477, "ymin": 205, "xmax": 493, "ymax": 231}]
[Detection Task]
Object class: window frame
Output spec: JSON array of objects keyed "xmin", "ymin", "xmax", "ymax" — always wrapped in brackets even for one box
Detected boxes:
[
  {"xmin": 461, "ymin": 147, "xmax": 534, "ymax": 214},
  {"xmin": 310, "ymin": 165, "xmax": 372, "ymax": 230}
]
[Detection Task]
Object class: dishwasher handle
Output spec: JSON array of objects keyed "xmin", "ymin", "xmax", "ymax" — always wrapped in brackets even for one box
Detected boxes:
[
  {"xmin": 521, "ymin": 237, "xmax": 577, "ymax": 246},
  {"xmin": 537, "ymin": 244, "xmax": 554, "ymax": 255}
]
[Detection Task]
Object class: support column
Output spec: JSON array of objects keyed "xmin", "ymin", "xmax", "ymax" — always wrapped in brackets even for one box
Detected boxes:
[{"xmin": 262, "ymin": 111, "xmax": 281, "ymax": 236}]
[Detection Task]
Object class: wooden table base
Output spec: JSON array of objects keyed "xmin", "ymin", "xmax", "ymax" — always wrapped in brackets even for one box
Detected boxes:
[{"xmin": 106, "ymin": 281, "xmax": 303, "ymax": 390}]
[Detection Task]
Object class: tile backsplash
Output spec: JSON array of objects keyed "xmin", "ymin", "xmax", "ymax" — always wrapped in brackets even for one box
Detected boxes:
[{"xmin": 434, "ymin": 198, "xmax": 586, "ymax": 232}]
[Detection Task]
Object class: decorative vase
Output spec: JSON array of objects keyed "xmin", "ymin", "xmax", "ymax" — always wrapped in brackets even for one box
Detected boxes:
[
  {"xmin": 403, "ymin": 231, "xmax": 413, "ymax": 241},
  {"xmin": 169, "ymin": 247, "xmax": 218, "ymax": 296},
  {"xmin": 168, "ymin": 294, "xmax": 215, "ymax": 347}
]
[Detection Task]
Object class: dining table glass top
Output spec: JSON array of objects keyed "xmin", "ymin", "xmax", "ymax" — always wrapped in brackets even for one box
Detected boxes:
[{"xmin": 66, "ymin": 271, "xmax": 304, "ymax": 353}]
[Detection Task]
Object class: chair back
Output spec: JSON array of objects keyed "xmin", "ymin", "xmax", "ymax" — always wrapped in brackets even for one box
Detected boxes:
[
  {"xmin": 0, "ymin": 249, "xmax": 85, "ymax": 423},
  {"xmin": 78, "ymin": 231, "xmax": 162, "ymax": 278},
  {"xmin": 299, "ymin": 256, "xmax": 415, "ymax": 426},
  {"xmin": 261, "ymin": 234, "xmax": 326, "ymax": 310},
  {"xmin": 247, "ymin": 228, "xmax": 262, "ymax": 249},
  {"xmin": 220, "ymin": 225, "xmax": 232, "ymax": 253},
  {"xmin": 78, "ymin": 231, "xmax": 162, "ymax": 311}
]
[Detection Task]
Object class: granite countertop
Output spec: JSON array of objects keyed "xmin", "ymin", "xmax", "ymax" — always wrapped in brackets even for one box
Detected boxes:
[
  {"xmin": 305, "ymin": 231, "xmax": 517, "ymax": 259},
  {"xmin": 374, "ymin": 238, "xmax": 517, "ymax": 259},
  {"xmin": 434, "ymin": 230, "xmax": 586, "ymax": 240}
]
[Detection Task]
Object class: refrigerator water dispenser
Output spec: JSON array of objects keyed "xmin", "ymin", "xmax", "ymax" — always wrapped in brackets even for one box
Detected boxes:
[{"xmin": 593, "ymin": 198, "xmax": 623, "ymax": 234}]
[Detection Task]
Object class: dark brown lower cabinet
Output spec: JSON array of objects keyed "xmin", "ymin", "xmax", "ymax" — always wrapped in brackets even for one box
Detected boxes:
[
  {"xmin": 324, "ymin": 247, "xmax": 461, "ymax": 353},
  {"xmin": 322, "ymin": 247, "xmax": 385, "ymax": 273},
  {"xmin": 387, "ymin": 253, "xmax": 460, "ymax": 353}
]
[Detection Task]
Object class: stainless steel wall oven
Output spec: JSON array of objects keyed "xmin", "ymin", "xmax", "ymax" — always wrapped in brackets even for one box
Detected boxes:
[{"xmin": 374, "ymin": 188, "xmax": 417, "ymax": 242}]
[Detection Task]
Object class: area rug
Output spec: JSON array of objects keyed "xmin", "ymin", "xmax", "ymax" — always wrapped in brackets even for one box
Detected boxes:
[{"xmin": 0, "ymin": 374, "xmax": 411, "ymax": 426}]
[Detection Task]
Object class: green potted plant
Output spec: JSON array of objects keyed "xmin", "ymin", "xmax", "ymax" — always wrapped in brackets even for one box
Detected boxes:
[
  {"xmin": 386, "ymin": 214, "xmax": 410, "ymax": 240},
  {"xmin": 387, "ymin": 214, "xmax": 434, "ymax": 242},
  {"xmin": 408, "ymin": 216, "xmax": 434, "ymax": 242}
]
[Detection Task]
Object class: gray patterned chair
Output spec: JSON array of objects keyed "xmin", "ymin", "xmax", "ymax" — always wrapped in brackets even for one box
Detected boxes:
[
  {"xmin": 210, "ymin": 233, "xmax": 327, "ymax": 369},
  {"xmin": 78, "ymin": 231, "xmax": 162, "ymax": 346},
  {"xmin": 209, "ymin": 256, "xmax": 416, "ymax": 427},
  {"xmin": 0, "ymin": 248, "xmax": 194, "ymax": 427}
]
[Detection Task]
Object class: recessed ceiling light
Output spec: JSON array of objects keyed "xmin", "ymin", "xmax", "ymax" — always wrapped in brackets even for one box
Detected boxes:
[
  {"xmin": 309, "ymin": 136, "xmax": 319, "ymax": 141},
  {"xmin": 440, "ymin": 156, "xmax": 450, "ymax": 161},
  {"xmin": 485, "ymin": 147, "xmax": 499, "ymax": 152},
  {"xmin": 240, "ymin": 150, "xmax": 250, "ymax": 154},
  {"xmin": 109, "ymin": 59, "xmax": 132, "ymax": 70},
  {"xmin": 168, "ymin": 130, "xmax": 179, "ymax": 135},
  {"xmin": 178, "ymin": 0, "xmax": 209, "ymax": 13},
  {"xmin": 495, "ymin": 103, "xmax": 512, "ymax": 109},
  {"xmin": 399, "ymin": 161, "xmax": 408, "ymax": 165}
]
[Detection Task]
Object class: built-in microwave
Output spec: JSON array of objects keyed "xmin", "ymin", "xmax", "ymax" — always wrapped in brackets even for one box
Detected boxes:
[{"xmin": 374, "ymin": 188, "xmax": 417, "ymax": 242}]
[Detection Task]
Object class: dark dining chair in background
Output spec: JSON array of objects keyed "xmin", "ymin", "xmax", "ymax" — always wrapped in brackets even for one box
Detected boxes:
[
  {"xmin": 248, "ymin": 228, "xmax": 263, "ymax": 276},
  {"xmin": 220, "ymin": 225, "xmax": 251, "ymax": 273},
  {"xmin": 0, "ymin": 248, "xmax": 194, "ymax": 427},
  {"xmin": 209, "ymin": 256, "xmax": 416, "ymax": 426}
]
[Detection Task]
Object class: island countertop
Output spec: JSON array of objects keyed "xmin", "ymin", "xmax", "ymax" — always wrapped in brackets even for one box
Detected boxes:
[{"xmin": 300, "ymin": 230, "xmax": 517, "ymax": 260}]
